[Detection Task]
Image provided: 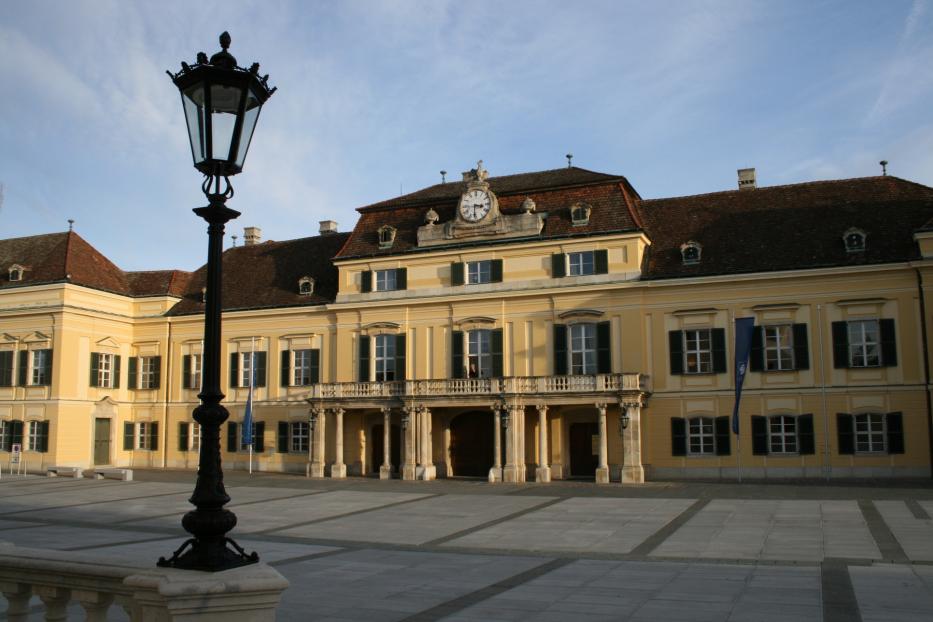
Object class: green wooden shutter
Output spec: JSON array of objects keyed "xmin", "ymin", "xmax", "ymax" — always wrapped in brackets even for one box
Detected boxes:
[
  {"xmin": 361, "ymin": 270, "xmax": 373, "ymax": 293},
  {"xmin": 711, "ymin": 329, "xmax": 727, "ymax": 373},
  {"xmin": 395, "ymin": 334, "xmax": 407, "ymax": 381},
  {"xmin": 10, "ymin": 420, "xmax": 23, "ymax": 447},
  {"xmin": 227, "ymin": 422, "xmax": 238, "ymax": 452},
  {"xmin": 451, "ymin": 262, "xmax": 464, "ymax": 286},
  {"xmin": 152, "ymin": 356, "xmax": 161, "ymax": 389},
  {"xmin": 751, "ymin": 416, "xmax": 768, "ymax": 455},
  {"xmin": 886, "ymin": 412, "xmax": 904, "ymax": 454},
  {"xmin": 491, "ymin": 329, "xmax": 503, "ymax": 378},
  {"xmin": 594, "ymin": 249, "xmax": 609, "ymax": 275},
  {"xmin": 149, "ymin": 422, "xmax": 159, "ymax": 451},
  {"xmin": 0, "ymin": 351, "xmax": 12, "ymax": 387},
  {"xmin": 831, "ymin": 322, "xmax": 849, "ymax": 369},
  {"xmin": 490, "ymin": 259, "xmax": 503, "ymax": 283},
  {"xmin": 113, "ymin": 355, "xmax": 121, "ymax": 388},
  {"xmin": 792, "ymin": 324, "xmax": 809, "ymax": 370},
  {"xmin": 358, "ymin": 336, "xmax": 371, "ymax": 382},
  {"xmin": 671, "ymin": 418, "xmax": 687, "ymax": 456},
  {"xmin": 668, "ymin": 331, "xmax": 684, "ymax": 375},
  {"xmin": 277, "ymin": 422, "xmax": 289, "ymax": 453},
  {"xmin": 128, "ymin": 357, "xmax": 138, "ymax": 390},
  {"xmin": 90, "ymin": 352, "xmax": 100, "ymax": 387},
  {"xmin": 182, "ymin": 355, "xmax": 192, "ymax": 389},
  {"xmin": 179, "ymin": 422, "xmax": 189, "ymax": 451},
  {"xmin": 123, "ymin": 422, "xmax": 134, "ymax": 450},
  {"xmin": 38, "ymin": 421, "xmax": 49, "ymax": 452},
  {"xmin": 43, "ymin": 350, "xmax": 52, "ymax": 386},
  {"xmin": 254, "ymin": 352, "xmax": 267, "ymax": 388},
  {"xmin": 18, "ymin": 350, "xmax": 28, "ymax": 386},
  {"xmin": 596, "ymin": 321, "xmax": 611, "ymax": 374},
  {"xmin": 230, "ymin": 352, "xmax": 239, "ymax": 388},
  {"xmin": 553, "ymin": 324, "xmax": 568, "ymax": 375},
  {"xmin": 551, "ymin": 254, "xmax": 566, "ymax": 278},
  {"xmin": 880, "ymin": 319, "xmax": 897, "ymax": 367},
  {"xmin": 837, "ymin": 413, "xmax": 854, "ymax": 454},
  {"xmin": 715, "ymin": 416, "xmax": 731, "ymax": 455},
  {"xmin": 451, "ymin": 331, "xmax": 464, "ymax": 378},
  {"xmin": 310, "ymin": 349, "xmax": 320, "ymax": 383},
  {"xmin": 281, "ymin": 350, "xmax": 290, "ymax": 387},
  {"xmin": 254, "ymin": 422, "xmax": 265, "ymax": 452},
  {"xmin": 798, "ymin": 414, "xmax": 815, "ymax": 455},
  {"xmin": 397, "ymin": 268, "xmax": 407, "ymax": 291},
  {"xmin": 749, "ymin": 327, "xmax": 764, "ymax": 372}
]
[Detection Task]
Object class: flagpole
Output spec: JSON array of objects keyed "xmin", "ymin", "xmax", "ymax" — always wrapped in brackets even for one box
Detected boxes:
[
  {"xmin": 249, "ymin": 337, "xmax": 255, "ymax": 476},
  {"xmin": 733, "ymin": 314, "xmax": 742, "ymax": 484}
]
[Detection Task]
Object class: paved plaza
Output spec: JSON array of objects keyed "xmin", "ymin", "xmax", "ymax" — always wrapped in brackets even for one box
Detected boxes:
[{"xmin": 2, "ymin": 472, "xmax": 933, "ymax": 620}]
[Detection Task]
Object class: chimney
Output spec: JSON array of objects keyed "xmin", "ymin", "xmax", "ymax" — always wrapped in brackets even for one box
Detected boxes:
[
  {"xmin": 243, "ymin": 226, "xmax": 261, "ymax": 245},
  {"xmin": 319, "ymin": 220, "xmax": 338, "ymax": 235},
  {"xmin": 737, "ymin": 168, "xmax": 757, "ymax": 190}
]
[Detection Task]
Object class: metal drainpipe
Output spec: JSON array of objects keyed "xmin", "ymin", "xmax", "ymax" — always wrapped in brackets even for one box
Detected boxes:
[
  {"xmin": 817, "ymin": 305, "xmax": 830, "ymax": 480},
  {"xmin": 915, "ymin": 268, "xmax": 933, "ymax": 479}
]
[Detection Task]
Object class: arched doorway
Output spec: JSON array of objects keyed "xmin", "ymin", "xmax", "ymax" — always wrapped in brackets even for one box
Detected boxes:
[
  {"xmin": 371, "ymin": 424, "xmax": 401, "ymax": 475},
  {"xmin": 450, "ymin": 411, "xmax": 494, "ymax": 477},
  {"xmin": 569, "ymin": 421, "xmax": 599, "ymax": 479}
]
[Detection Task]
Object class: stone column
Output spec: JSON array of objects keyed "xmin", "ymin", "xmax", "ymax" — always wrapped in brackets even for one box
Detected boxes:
[
  {"xmin": 420, "ymin": 407, "xmax": 436, "ymax": 480},
  {"xmin": 331, "ymin": 407, "xmax": 347, "ymax": 478},
  {"xmin": 380, "ymin": 407, "xmax": 392, "ymax": 480},
  {"xmin": 489, "ymin": 403, "xmax": 503, "ymax": 482},
  {"xmin": 308, "ymin": 406, "xmax": 326, "ymax": 478},
  {"xmin": 503, "ymin": 404, "xmax": 524, "ymax": 483},
  {"xmin": 402, "ymin": 406, "xmax": 417, "ymax": 480},
  {"xmin": 595, "ymin": 403, "xmax": 609, "ymax": 484},
  {"xmin": 621, "ymin": 402, "xmax": 646, "ymax": 483},
  {"xmin": 443, "ymin": 423, "xmax": 452, "ymax": 478},
  {"xmin": 535, "ymin": 404, "xmax": 551, "ymax": 483}
]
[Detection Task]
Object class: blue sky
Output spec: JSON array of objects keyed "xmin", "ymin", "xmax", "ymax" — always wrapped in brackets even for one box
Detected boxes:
[{"xmin": 1, "ymin": 0, "xmax": 931, "ymax": 271}]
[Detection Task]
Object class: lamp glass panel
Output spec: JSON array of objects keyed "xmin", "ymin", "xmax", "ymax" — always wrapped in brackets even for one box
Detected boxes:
[
  {"xmin": 234, "ymin": 88, "xmax": 262, "ymax": 168},
  {"xmin": 181, "ymin": 84, "xmax": 206, "ymax": 164},
  {"xmin": 209, "ymin": 83, "xmax": 245, "ymax": 163}
]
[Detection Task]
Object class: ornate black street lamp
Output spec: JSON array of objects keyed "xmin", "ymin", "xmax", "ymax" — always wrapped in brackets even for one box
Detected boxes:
[{"xmin": 158, "ymin": 32, "xmax": 275, "ymax": 572}]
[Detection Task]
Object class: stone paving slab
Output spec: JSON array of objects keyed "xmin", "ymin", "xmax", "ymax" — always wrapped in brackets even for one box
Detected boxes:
[
  {"xmin": 0, "ymin": 481, "xmax": 193, "ymax": 515},
  {"xmin": 444, "ymin": 497, "xmax": 695, "ymax": 555},
  {"xmin": 442, "ymin": 560, "xmax": 822, "ymax": 621},
  {"xmin": 850, "ymin": 563, "xmax": 933, "ymax": 622},
  {"xmin": 128, "ymin": 490, "xmax": 432, "ymax": 534},
  {"xmin": 272, "ymin": 494, "xmax": 554, "ymax": 545},
  {"xmin": 651, "ymin": 499, "xmax": 880, "ymax": 561},
  {"xmin": 274, "ymin": 548, "xmax": 547, "ymax": 621},
  {"xmin": 0, "ymin": 524, "xmax": 161, "ymax": 550},
  {"xmin": 875, "ymin": 500, "xmax": 933, "ymax": 561}
]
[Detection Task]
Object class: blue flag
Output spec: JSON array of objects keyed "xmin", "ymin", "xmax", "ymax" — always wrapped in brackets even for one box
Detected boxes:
[
  {"xmin": 242, "ymin": 351, "xmax": 254, "ymax": 447},
  {"xmin": 732, "ymin": 317, "xmax": 756, "ymax": 435}
]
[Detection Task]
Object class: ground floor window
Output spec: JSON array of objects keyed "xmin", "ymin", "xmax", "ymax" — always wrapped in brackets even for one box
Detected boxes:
[
  {"xmin": 854, "ymin": 413, "xmax": 885, "ymax": 453},
  {"xmin": 769, "ymin": 415, "xmax": 797, "ymax": 454},
  {"xmin": 688, "ymin": 417, "xmax": 715, "ymax": 455}
]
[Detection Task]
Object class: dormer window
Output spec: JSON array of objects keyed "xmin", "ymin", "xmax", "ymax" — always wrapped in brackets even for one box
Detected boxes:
[
  {"xmin": 570, "ymin": 203, "xmax": 591, "ymax": 226},
  {"xmin": 8, "ymin": 265, "xmax": 24, "ymax": 282},
  {"xmin": 378, "ymin": 225, "xmax": 397, "ymax": 249},
  {"xmin": 298, "ymin": 276, "xmax": 314, "ymax": 295},
  {"xmin": 843, "ymin": 228, "xmax": 866, "ymax": 253},
  {"xmin": 680, "ymin": 241, "xmax": 702, "ymax": 265}
]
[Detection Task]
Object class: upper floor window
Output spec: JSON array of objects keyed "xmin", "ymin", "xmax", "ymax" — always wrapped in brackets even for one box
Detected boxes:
[
  {"xmin": 90, "ymin": 352, "xmax": 121, "ymax": 389},
  {"xmin": 452, "ymin": 328, "xmax": 502, "ymax": 379},
  {"xmin": 467, "ymin": 330, "xmax": 493, "ymax": 378},
  {"xmin": 467, "ymin": 260, "xmax": 492, "ymax": 284},
  {"xmin": 570, "ymin": 203, "xmax": 591, "ymax": 226},
  {"xmin": 764, "ymin": 326, "xmax": 794, "ymax": 371},
  {"xmin": 568, "ymin": 251, "xmax": 595, "ymax": 276},
  {"xmin": 288, "ymin": 348, "xmax": 320, "ymax": 386},
  {"xmin": 451, "ymin": 260, "xmax": 502, "ymax": 286},
  {"xmin": 183, "ymin": 354, "xmax": 202, "ymax": 390},
  {"xmin": 361, "ymin": 268, "xmax": 407, "ymax": 292},
  {"xmin": 750, "ymin": 324, "xmax": 809, "ymax": 373},
  {"xmin": 374, "ymin": 334, "xmax": 397, "ymax": 382},
  {"xmin": 680, "ymin": 241, "xmax": 702, "ymax": 265},
  {"xmin": 2, "ymin": 349, "xmax": 53, "ymax": 387},
  {"xmin": 553, "ymin": 321, "xmax": 610, "ymax": 376},
  {"xmin": 229, "ymin": 351, "xmax": 267, "ymax": 388},
  {"xmin": 129, "ymin": 356, "xmax": 161, "ymax": 390},
  {"xmin": 669, "ymin": 328, "xmax": 727, "ymax": 375},
  {"xmin": 843, "ymin": 228, "xmax": 866, "ymax": 253},
  {"xmin": 298, "ymin": 276, "xmax": 314, "ymax": 295},
  {"xmin": 832, "ymin": 319, "xmax": 896, "ymax": 369},
  {"xmin": 378, "ymin": 225, "xmax": 397, "ymax": 249}
]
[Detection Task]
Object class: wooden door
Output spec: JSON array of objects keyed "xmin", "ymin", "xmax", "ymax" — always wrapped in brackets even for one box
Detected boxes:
[
  {"xmin": 94, "ymin": 418, "xmax": 111, "ymax": 465},
  {"xmin": 569, "ymin": 422, "xmax": 599, "ymax": 478}
]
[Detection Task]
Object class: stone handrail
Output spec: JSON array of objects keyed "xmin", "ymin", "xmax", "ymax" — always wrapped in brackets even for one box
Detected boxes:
[
  {"xmin": 309, "ymin": 373, "xmax": 647, "ymax": 400},
  {"xmin": 0, "ymin": 543, "xmax": 288, "ymax": 621}
]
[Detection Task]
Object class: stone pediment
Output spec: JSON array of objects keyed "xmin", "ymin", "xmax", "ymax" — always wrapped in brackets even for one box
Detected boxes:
[
  {"xmin": 95, "ymin": 337, "xmax": 120, "ymax": 349},
  {"xmin": 417, "ymin": 211, "xmax": 543, "ymax": 247}
]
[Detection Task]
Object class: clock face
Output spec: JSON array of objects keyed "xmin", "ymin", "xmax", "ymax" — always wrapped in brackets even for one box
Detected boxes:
[{"xmin": 459, "ymin": 189, "xmax": 492, "ymax": 222}]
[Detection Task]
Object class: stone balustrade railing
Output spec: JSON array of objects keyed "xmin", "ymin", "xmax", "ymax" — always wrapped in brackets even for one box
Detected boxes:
[
  {"xmin": 308, "ymin": 373, "xmax": 648, "ymax": 400},
  {"xmin": 0, "ymin": 543, "xmax": 288, "ymax": 621}
]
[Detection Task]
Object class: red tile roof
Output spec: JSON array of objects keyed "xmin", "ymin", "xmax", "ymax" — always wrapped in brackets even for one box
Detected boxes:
[{"xmin": 337, "ymin": 167, "xmax": 642, "ymax": 259}]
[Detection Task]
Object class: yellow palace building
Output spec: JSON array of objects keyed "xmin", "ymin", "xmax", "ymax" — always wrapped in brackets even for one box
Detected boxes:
[{"xmin": 2, "ymin": 162, "xmax": 932, "ymax": 482}]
